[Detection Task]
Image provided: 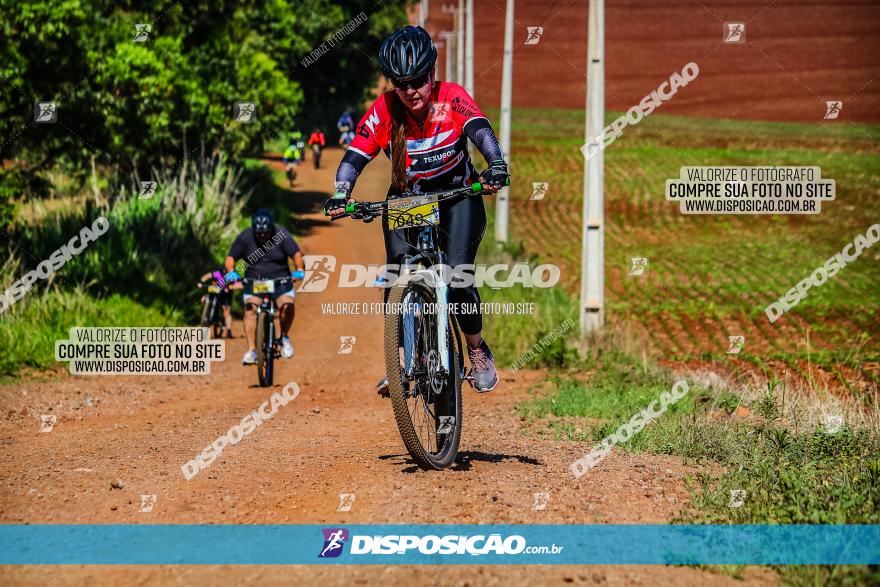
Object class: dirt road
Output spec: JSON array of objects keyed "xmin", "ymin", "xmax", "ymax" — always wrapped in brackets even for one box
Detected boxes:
[{"xmin": 0, "ymin": 149, "xmax": 775, "ymax": 585}]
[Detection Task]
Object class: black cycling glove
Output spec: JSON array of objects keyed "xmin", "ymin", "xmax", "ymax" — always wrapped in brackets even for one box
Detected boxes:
[
  {"xmin": 481, "ymin": 160, "xmax": 509, "ymax": 188},
  {"xmin": 323, "ymin": 192, "xmax": 348, "ymax": 216}
]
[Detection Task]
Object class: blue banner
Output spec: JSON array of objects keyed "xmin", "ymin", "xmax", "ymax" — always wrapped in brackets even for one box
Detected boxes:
[{"xmin": 0, "ymin": 524, "xmax": 876, "ymax": 565}]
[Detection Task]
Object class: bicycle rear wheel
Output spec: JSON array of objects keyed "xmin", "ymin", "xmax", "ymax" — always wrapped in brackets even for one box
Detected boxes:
[
  {"xmin": 256, "ymin": 312, "xmax": 274, "ymax": 387},
  {"xmin": 210, "ymin": 298, "xmax": 223, "ymax": 338},
  {"xmin": 384, "ymin": 281, "xmax": 462, "ymax": 470},
  {"xmin": 212, "ymin": 318, "xmax": 223, "ymax": 339}
]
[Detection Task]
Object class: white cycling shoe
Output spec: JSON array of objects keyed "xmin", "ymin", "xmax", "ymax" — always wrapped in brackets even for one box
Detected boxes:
[
  {"xmin": 281, "ymin": 336, "xmax": 294, "ymax": 359},
  {"xmin": 242, "ymin": 349, "xmax": 258, "ymax": 365}
]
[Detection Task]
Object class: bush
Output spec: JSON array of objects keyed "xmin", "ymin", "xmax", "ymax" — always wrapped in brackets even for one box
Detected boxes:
[{"xmin": 2, "ymin": 153, "xmax": 249, "ymax": 312}]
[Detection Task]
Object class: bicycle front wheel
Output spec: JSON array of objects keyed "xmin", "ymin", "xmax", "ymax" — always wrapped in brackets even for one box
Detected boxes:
[
  {"xmin": 256, "ymin": 312, "xmax": 274, "ymax": 387},
  {"xmin": 384, "ymin": 281, "xmax": 462, "ymax": 470}
]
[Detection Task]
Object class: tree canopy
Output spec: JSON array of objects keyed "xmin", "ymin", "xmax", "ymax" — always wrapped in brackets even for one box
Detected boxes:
[{"xmin": 0, "ymin": 0, "xmax": 408, "ymax": 187}]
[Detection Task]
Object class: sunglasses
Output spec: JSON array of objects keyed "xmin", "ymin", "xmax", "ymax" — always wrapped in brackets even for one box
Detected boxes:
[{"xmin": 392, "ymin": 72, "xmax": 431, "ymax": 90}]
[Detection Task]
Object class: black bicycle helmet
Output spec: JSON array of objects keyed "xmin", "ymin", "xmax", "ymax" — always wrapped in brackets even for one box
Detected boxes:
[
  {"xmin": 378, "ymin": 26, "xmax": 437, "ymax": 82},
  {"xmin": 252, "ymin": 208, "xmax": 274, "ymax": 239}
]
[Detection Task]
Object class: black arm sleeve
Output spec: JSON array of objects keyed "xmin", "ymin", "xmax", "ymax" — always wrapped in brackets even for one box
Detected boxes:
[
  {"xmin": 463, "ymin": 118, "xmax": 505, "ymax": 165},
  {"xmin": 334, "ymin": 150, "xmax": 371, "ymax": 197}
]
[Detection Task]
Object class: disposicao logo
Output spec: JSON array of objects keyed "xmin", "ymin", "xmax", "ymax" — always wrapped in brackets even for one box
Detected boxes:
[{"xmin": 318, "ymin": 528, "xmax": 349, "ymax": 558}]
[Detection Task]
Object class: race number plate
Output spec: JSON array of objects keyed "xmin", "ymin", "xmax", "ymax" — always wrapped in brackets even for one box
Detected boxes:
[
  {"xmin": 252, "ymin": 280, "xmax": 275, "ymax": 294},
  {"xmin": 387, "ymin": 194, "xmax": 439, "ymax": 230},
  {"xmin": 207, "ymin": 285, "xmax": 221, "ymax": 293}
]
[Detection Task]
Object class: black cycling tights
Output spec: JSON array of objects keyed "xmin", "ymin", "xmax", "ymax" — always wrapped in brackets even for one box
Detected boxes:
[{"xmin": 383, "ymin": 195, "xmax": 487, "ymax": 335}]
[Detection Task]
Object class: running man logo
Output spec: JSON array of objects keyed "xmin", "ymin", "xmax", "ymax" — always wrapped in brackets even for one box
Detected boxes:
[
  {"xmin": 319, "ymin": 528, "xmax": 349, "ymax": 558},
  {"xmin": 337, "ymin": 336, "xmax": 356, "ymax": 354},
  {"xmin": 139, "ymin": 181, "xmax": 157, "ymax": 199},
  {"xmin": 430, "ymin": 102, "xmax": 450, "ymax": 123},
  {"xmin": 139, "ymin": 494, "xmax": 157, "ymax": 512},
  {"xmin": 530, "ymin": 182, "xmax": 548, "ymax": 201},
  {"xmin": 724, "ymin": 22, "xmax": 746, "ymax": 43},
  {"xmin": 437, "ymin": 416, "xmax": 455, "ymax": 434},
  {"xmin": 728, "ymin": 489, "xmax": 746, "ymax": 508},
  {"xmin": 727, "ymin": 335, "xmax": 745, "ymax": 354},
  {"xmin": 525, "ymin": 27, "xmax": 544, "ymax": 45},
  {"xmin": 133, "ymin": 24, "xmax": 151, "ymax": 42},
  {"xmin": 34, "ymin": 102, "xmax": 57, "ymax": 123},
  {"xmin": 337, "ymin": 493, "xmax": 355, "ymax": 512},
  {"xmin": 39, "ymin": 415, "xmax": 57, "ymax": 433},
  {"xmin": 299, "ymin": 255, "xmax": 336, "ymax": 292},
  {"xmin": 234, "ymin": 102, "xmax": 255, "ymax": 123},
  {"xmin": 532, "ymin": 492, "xmax": 549, "ymax": 511},
  {"xmin": 822, "ymin": 414, "xmax": 843, "ymax": 434},
  {"xmin": 824, "ymin": 101, "xmax": 842, "ymax": 119},
  {"xmin": 629, "ymin": 257, "xmax": 648, "ymax": 276}
]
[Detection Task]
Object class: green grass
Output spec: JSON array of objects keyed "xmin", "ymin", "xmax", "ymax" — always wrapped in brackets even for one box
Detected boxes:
[
  {"xmin": 0, "ymin": 154, "xmax": 270, "ymax": 376},
  {"xmin": 487, "ymin": 106, "xmax": 880, "ymax": 394},
  {"xmin": 516, "ymin": 351, "xmax": 879, "ymax": 585},
  {"xmin": 476, "ymin": 210, "xmax": 579, "ymax": 370},
  {"xmin": 483, "ymin": 108, "xmax": 880, "ymax": 584},
  {"xmin": 0, "ymin": 287, "xmax": 181, "ymax": 376}
]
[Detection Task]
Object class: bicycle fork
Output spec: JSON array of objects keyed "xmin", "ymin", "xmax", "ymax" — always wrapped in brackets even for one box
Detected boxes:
[{"xmin": 402, "ymin": 268, "xmax": 451, "ymax": 379}]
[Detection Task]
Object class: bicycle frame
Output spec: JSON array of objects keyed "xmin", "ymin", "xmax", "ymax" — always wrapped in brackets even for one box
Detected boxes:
[
  {"xmin": 397, "ymin": 227, "xmax": 451, "ymax": 378},
  {"xmin": 327, "ymin": 181, "xmax": 508, "ymax": 380}
]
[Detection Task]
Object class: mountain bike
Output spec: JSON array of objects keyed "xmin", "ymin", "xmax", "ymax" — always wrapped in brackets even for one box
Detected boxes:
[
  {"xmin": 327, "ymin": 181, "xmax": 503, "ymax": 470},
  {"xmin": 197, "ymin": 283, "xmax": 225, "ymax": 339},
  {"xmin": 249, "ymin": 274, "xmax": 303, "ymax": 387},
  {"xmin": 285, "ymin": 162, "xmax": 298, "ymax": 187},
  {"xmin": 250, "ymin": 277, "xmax": 286, "ymax": 387}
]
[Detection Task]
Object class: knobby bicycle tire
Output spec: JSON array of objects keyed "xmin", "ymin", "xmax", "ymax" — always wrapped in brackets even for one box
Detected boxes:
[{"xmin": 384, "ymin": 282, "xmax": 462, "ymax": 470}]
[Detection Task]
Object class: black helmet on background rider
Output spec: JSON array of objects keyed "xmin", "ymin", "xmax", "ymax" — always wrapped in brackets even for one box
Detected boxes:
[
  {"xmin": 378, "ymin": 26, "xmax": 437, "ymax": 83},
  {"xmin": 252, "ymin": 208, "xmax": 274, "ymax": 243}
]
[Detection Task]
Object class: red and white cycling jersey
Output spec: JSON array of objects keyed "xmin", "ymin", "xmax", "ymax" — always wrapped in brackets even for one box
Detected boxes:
[{"xmin": 349, "ymin": 81, "xmax": 487, "ymax": 193}]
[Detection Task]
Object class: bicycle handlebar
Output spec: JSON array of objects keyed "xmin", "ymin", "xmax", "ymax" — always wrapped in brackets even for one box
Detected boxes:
[{"xmin": 326, "ymin": 178, "xmax": 510, "ymax": 221}]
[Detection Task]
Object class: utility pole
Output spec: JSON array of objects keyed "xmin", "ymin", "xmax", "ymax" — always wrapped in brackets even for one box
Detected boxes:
[
  {"xmin": 440, "ymin": 31, "xmax": 455, "ymax": 82},
  {"xmin": 495, "ymin": 0, "xmax": 514, "ymax": 244},
  {"xmin": 464, "ymin": 0, "xmax": 477, "ymax": 162},
  {"xmin": 456, "ymin": 0, "xmax": 465, "ymax": 85},
  {"xmin": 580, "ymin": 0, "xmax": 605, "ymax": 334},
  {"xmin": 419, "ymin": 0, "xmax": 428, "ymax": 27}
]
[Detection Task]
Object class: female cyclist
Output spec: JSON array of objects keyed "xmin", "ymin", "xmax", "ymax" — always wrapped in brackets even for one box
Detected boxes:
[{"xmin": 324, "ymin": 25, "xmax": 509, "ymax": 394}]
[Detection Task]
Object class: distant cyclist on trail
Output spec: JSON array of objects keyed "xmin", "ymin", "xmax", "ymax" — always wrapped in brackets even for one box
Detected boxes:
[
  {"xmin": 292, "ymin": 130, "xmax": 306, "ymax": 161},
  {"xmin": 196, "ymin": 266, "xmax": 240, "ymax": 338},
  {"xmin": 337, "ymin": 111, "xmax": 355, "ymax": 147},
  {"xmin": 226, "ymin": 209, "xmax": 305, "ymax": 365},
  {"xmin": 308, "ymin": 127, "xmax": 326, "ymax": 169},
  {"xmin": 282, "ymin": 136, "xmax": 302, "ymax": 187},
  {"xmin": 324, "ymin": 25, "xmax": 509, "ymax": 394}
]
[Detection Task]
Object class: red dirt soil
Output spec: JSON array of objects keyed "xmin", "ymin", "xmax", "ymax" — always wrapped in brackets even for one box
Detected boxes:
[
  {"xmin": 423, "ymin": 0, "xmax": 880, "ymax": 123},
  {"xmin": 0, "ymin": 150, "xmax": 778, "ymax": 585}
]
